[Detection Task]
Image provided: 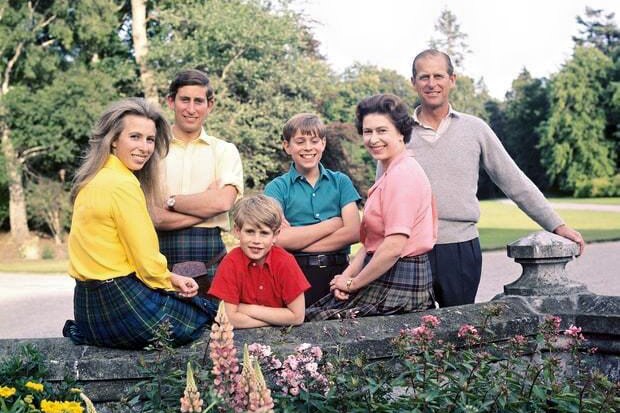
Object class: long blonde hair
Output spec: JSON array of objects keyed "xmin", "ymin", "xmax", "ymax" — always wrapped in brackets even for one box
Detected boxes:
[{"xmin": 71, "ymin": 98, "xmax": 171, "ymax": 209}]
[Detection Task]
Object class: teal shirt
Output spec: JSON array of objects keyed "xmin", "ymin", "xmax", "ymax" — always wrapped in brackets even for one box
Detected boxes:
[{"xmin": 264, "ymin": 163, "xmax": 361, "ymax": 253}]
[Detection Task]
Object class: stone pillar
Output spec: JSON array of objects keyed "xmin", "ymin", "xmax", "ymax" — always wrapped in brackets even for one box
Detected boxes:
[{"xmin": 503, "ymin": 231, "xmax": 588, "ymax": 296}]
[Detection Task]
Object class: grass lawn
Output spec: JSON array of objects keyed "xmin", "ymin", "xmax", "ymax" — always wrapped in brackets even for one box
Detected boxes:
[
  {"xmin": 546, "ymin": 197, "xmax": 620, "ymax": 205},
  {"xmin": 0, "ymin": 259, "xmax": 69, "ymax": 273},
  {"xmin": 478, "ymin": 200, "xmax": 620, "ymax": 250}
]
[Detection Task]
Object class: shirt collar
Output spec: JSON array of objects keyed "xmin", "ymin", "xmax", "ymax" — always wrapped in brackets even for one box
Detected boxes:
[
  {"xmin": 413, "ymin": 104, "xmax": 459, "ymax": 126},
  {"xmin": 287, "ymin": 162, "xmax": 329, "ymax": 183},
  {"xmin": 240, "ymin": 246, "xmax": 274, "ymax": 269},
  {"xmin": 171, "ymin": 127, "xmax": 212, "ymax": 145},
  {"xmin": 104, "ymin": 154, "xmax": 135, "ymax": 177}
]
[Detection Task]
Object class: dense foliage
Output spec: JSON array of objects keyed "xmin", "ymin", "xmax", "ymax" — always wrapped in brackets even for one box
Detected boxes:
[{"xmin": 0, "ymin": 1, "xmax": 618, "ymax": 238}]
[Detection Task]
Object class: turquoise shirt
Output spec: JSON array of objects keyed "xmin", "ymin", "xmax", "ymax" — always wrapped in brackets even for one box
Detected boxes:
[{"xmin": 264, "ymin": 163, "xmax": 361, "ymax": 253}]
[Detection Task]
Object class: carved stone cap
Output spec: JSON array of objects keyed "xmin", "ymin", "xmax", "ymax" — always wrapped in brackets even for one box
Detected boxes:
[{"xmin": 507, "ymin": 230, "xmax": 580, "ymax": 260}]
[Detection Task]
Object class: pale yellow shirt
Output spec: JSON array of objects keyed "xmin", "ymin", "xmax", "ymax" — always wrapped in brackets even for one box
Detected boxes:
[
  {"xmin": 164, "ymin": 128, "xmax": 243, "ymax": 231},
  {"xmin": 68, "ymin": 155, "xmax": 172, "ymax": 290}
]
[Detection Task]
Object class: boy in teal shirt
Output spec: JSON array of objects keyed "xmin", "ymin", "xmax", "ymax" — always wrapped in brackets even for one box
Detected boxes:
[{"xmin": 264, "ymin": 113, "xmax": 361, "ymax": 306}]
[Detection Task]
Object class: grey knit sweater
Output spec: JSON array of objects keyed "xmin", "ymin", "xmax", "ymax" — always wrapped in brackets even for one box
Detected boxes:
[{"xmin": 406, "ymin": 110, "xmax": 563, "ymax": 244}]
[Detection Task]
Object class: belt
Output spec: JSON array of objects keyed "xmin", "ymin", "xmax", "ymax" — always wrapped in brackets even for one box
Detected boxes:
[
  {"xmin": 294, "ymin": 253, "xmax": 349, "ymax": 268},
  {"xmin": 76, "ymin": 273, "xmax": 135, "ymax": 289}
]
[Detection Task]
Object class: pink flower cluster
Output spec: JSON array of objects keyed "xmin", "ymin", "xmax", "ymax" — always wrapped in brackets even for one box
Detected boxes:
[
  {"xmin": 240, "ymin": 345, "xmax": 274, "ymax": 413},
  {"xmin": 404, "ymin": 325, "xmax": 434, "ymax": 342},
  {"xmin": 511, "ymin": 334, "xmax": 527, "ymax": 347},
  {"xmin": 421, "ymin": 314, "xmax": 441, "ymax": 328},
  {"xmin": 457, "ymin": 324, "xmax": 480, "ymax": 342},
  {"xmin": 564, "ymin": 324, "xmax": 585, "ymax": 340},
  {"xmin": 249, "ymin": 342, "xmax": 330, "ymax": 397},
  {"xmin": 248, "ymin": 343, "xmax": 282, "ymax": 371}
]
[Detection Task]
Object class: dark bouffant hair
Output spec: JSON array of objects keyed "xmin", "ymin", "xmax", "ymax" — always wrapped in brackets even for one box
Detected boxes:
[{"xmin": 354, "ymin": 93, "xmax": 414, "ymax": 143}]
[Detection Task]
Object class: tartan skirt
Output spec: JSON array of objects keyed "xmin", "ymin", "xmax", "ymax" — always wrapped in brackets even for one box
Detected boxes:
[
  {"xmin": 158, "ymin": 227, "xmax": 226, "ymax": 278},
  {"xmin": 63, "ymin": 274, "xmax": 216, "ymax": 349},
  {"xmin": 305, "ymin": 253, "xmax": 434, "ymax": 321}
]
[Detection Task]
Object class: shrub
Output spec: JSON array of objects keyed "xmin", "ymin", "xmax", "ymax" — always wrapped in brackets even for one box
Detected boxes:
[{"xmin": 0, "ymin": 344, "xmax": 96, "ymax": 413}]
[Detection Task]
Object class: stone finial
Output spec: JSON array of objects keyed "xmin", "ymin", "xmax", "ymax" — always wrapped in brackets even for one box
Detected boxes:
[{"xmin": 504, "ymin": 231, "xmax": 587, "ymax": 296}]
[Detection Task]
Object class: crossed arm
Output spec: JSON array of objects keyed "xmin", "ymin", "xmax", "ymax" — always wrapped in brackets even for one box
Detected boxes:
[
  {"xmin": 152, "ymin": 183, "xmax": 238, "ymax": 231},
  {"xmin": 223, "ymin": 294, "xmax": 306, "ymax": 329},
  {"xmin": 275, "ymin": 202, "xmax": 361, "ymax": 252}
]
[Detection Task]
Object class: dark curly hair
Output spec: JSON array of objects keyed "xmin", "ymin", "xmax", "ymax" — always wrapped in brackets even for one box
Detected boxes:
[{"xmin": 354, "ymin": 93, "xmax": 414, "ymax": 143}]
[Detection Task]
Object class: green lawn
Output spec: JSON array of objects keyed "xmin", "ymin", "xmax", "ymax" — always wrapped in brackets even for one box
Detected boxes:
[
  {"xmin": 0, "ymin": 259, "xmax": 68, "ymax": 273},
  {"xmin": 546, "ymin": 197, "xmax": 620, "ymax": 205},
  {"xmin": 478, "ymin": 200, "xmax": 620, "ymax": 250}
]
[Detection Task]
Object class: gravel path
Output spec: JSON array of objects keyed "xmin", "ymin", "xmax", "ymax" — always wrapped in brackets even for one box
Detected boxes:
[{"xmin": 1, "ymin": 241, "xmax": 618, "ymax": 339}]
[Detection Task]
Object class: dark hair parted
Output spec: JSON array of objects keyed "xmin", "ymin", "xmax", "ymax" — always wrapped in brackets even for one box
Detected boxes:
[
  {"xmin": 168, "ymin": 69, "xmax": 214, "ymax": 101},
  {"xmin": 282, "ymin": 113, "xmax": 326, "ymax": 142},
  {"xmin": 355, "ymin": 94, "xmax": 414, "ymax": 144},
  {"xmin": 412, "ymin": 49, "xmax": 454, "ymax": 79},
  {"xmin": 232, "ymin": 195, "xmax": 283, "ymax": 233}
]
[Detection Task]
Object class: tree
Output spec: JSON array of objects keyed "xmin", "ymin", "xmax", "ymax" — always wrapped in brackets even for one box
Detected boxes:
[
  {"xmin": 574, "ymin": 7, "xmax": 620, "ymax": 172},
  {"xmin": 539, "ymin": 46, "xmax": 615, "ymax": 195},
  {"xmin": 429, "ymin": 7, "xmax": 471, "ymax": 68},
  {"xmin": 26, "ymin": 176, "xmax": 71, "ymax": 245},
  {"xmin": 146, "ymin": 0, "xmax": 335, "ymax": 188},
  {"xmin": 0, "ymin": 0, "xmax": 134, "ymax": 248},
  {"xmin": 0, "ymin": 0, "xmax": 61, "ymax": 243},
  {"xmin": 324, "ymin": 64, "xmax": 417, "ymax": 124},
  {"xmin": 503, "ymin": 69, "xmax": 551, "ymax": 190},
  {"xmin": 130, "ymin": 0, "xmax": 158, "ymax": 102},
  {"xmin": 573, "ymin": 7, "xmax": 620, "ymax": 56}
]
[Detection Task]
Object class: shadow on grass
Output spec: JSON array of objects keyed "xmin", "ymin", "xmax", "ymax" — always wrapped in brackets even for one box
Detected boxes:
[{"xmin": 479, "ymin": 228, "xmax": 620, "ymax": 251}]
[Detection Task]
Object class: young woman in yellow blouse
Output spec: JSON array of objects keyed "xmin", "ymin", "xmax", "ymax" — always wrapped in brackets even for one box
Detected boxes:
[{"xmin": 63, "ymin": 98, "xmax": 215, "ymax": 349}]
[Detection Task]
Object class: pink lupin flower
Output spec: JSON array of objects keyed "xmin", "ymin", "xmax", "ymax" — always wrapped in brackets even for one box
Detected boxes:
[{"xmin": 209, "ymin": 302, "xmax": 242, "ymax": 402}]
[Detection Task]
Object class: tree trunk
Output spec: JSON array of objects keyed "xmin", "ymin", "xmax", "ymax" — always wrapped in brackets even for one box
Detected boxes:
[
  {"xmin": 1, "ymin": 125, "xmax": 30, "ymax": 241},
  {"xmin": 131, "ymin": 0, "xmax": 158, "ymax": 103}
]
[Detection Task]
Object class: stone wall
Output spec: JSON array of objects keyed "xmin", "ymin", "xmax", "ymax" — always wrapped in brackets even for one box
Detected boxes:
[{"xmin": 0, "ymin": 231, "xmax": 618, "ymax": 405}]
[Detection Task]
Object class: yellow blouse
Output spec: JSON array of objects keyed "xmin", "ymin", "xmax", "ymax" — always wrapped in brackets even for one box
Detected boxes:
[{"xmin": 68, "ymin": 155, "xmax": 172, "ymax": 290}]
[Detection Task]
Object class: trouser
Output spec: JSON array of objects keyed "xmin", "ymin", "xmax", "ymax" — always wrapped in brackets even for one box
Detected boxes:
[
  {"xmin": 428, "ymin": 238, "xmax": 482, "ymax": 307},
  {"xmin": 294, "ymin": 253, "xmax": 349, "ymax": 307}
]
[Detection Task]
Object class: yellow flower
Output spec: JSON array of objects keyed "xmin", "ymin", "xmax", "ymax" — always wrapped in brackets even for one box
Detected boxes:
[
  {"xmin": 26, "ymin": 381, "xmax": 45, "ymax": 392},
  {"xmin": 40, "ymin": 399, "xmax": 84, "ymax": 413},
  {"xmin": 0, "ymin": 386, "xmax": 16, "ymax": 398}
]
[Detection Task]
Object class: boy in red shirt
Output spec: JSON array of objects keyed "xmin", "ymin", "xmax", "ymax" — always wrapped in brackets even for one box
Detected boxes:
[{"xmin": 208, "ymin": 195, "xmax": 310, "ymax": 328}]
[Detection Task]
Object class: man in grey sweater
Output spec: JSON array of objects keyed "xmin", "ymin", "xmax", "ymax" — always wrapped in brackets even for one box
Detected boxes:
[{"xmin": 407, "ymin": 49, "xmax": 584, "ymax": 307}]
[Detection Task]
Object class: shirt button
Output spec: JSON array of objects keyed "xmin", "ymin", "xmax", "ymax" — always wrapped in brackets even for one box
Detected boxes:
[
  {"xmin": 251, "ymin": 263, "xmax": 256, "ymax": 267},
  {"xmin": 259, "ymin": 285, "xmax": 263, "ymax": 290},
  {"xmin": 315, "ymin": 213, "xmax": 319, "ymax": 217},
  {"xmin": 312, "ymin": 193, "xmax": 316, "ymax": 197}
]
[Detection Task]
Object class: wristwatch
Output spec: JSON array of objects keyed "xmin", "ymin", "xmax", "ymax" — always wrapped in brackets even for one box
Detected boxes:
[
  {"xmin": 166, "ymin": 195, "xmax": 176, "ymax": 210},
  {"xmin": 345, "ymin": 278, "xmax": 353, "ymax": 292}
]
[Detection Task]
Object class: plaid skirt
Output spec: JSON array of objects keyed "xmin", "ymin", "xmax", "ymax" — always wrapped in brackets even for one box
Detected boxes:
[
  {"xmin": 63, "ymin": 274, "xmax": 216, "ymax": 349},
  {"xmin": 158, "ymin": 227, "xmax": 226, "ymax": 278},
  {"xmin": 305, "ymin": 253, "xmax": 434, "ymax": 321}
]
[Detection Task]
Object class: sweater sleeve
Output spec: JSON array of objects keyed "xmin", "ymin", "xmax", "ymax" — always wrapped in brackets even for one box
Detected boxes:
[{"xmin": 478, "ymin": 121, "xmax": 564, "ymax": 231}]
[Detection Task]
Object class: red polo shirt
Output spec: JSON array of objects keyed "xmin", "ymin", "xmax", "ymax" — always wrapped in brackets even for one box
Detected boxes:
[{"xmin": 208, "ymin": 246, "xmax": 310, "ymax": 307}]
